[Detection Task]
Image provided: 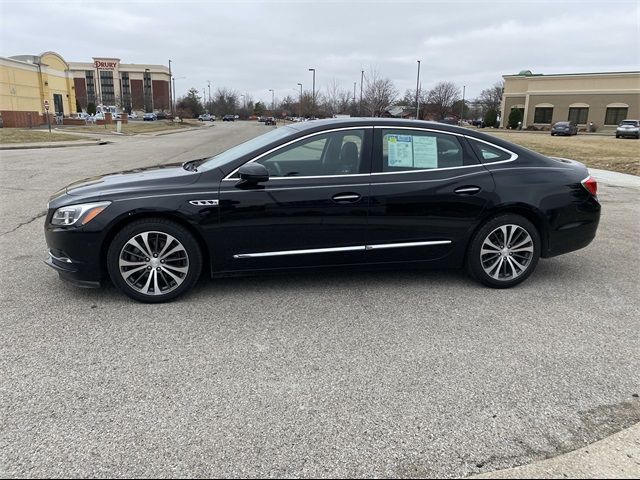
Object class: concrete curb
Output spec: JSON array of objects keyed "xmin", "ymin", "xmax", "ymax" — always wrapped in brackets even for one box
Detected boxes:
[
  {"xmin": 590, "ymin": 168, "xmax": 640, "ymax": 189},
  {"xmin": 470, "ymin": 422, "xmax": 640, "ymax": 479},
  {"xmin": 0, "ymin": 139, "xmax": 109, "ymax": 150}
]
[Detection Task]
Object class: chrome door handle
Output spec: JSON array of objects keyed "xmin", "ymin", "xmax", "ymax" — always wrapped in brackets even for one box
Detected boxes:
[
  {"xmin": 454, "ymin": 186, "xmax": 481, "ymax": 195},
  {"xmin": 332, "ymin": 193, "xmax": 361, "ymax": 203}
]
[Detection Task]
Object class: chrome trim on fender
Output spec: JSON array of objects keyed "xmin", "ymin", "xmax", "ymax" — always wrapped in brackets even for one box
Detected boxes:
[
  {"xmin": 48, "ymin": 251, "xmax": 73, "ymax": 264},
  {"xmin": 234, "ymin": 240, "xmax": 452, "ymax": 258},
  {"xmin": 189, "ymin": 199, "xmax": 219, "ymax": 206}
]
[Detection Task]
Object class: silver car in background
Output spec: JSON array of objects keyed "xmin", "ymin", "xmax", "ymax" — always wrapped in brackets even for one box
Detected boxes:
[{"xmin": 616, "ymin": 119, "xmax": 639, "ymax": 139}]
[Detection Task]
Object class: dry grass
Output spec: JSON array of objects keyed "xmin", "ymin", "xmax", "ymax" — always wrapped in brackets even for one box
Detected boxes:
[
  {"xmin": 0, "ymin": 129, "xmax": 92, "ymax": 144},
  {"xmin": 479, "ymin": 130, "xmax": 640, "ymax": 176},
  {"xmin": 62, "ymin": 120, "xmax": 197, "ymax": 135}
]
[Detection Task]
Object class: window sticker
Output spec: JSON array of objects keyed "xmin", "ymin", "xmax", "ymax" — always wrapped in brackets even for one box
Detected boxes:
[
  {"xmin": 412, "ymin": 136, "xmax": 438, "ymax": 168},
  {"xmin": 387, "ymin": 135, "xmax": 413, "ymax": 167}
]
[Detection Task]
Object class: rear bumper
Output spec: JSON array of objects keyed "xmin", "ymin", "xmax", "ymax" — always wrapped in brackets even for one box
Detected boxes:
[{"xmin": 544, "ymin": 196, "xmax": 601, "ymax": 258}]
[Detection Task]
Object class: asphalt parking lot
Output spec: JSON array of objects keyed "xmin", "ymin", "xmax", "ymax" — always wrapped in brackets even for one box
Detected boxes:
[{"xmin": 1, "ymin": 122, "xmax": 639, "ymax": 478}]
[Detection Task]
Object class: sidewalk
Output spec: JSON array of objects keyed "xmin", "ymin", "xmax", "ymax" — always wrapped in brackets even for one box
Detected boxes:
[
  {"xmin": 472, "ymin": 423, "xmax": 640, "ymax": 479},
  {"xmin": 0, "ymin": 139, "xmax": 107, "ymax": 150}
]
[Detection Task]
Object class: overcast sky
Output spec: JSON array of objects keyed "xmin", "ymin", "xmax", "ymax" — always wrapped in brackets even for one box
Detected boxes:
[{"xmin": 1, "ymin": 0, "xmax": 638, "ymax": 105}]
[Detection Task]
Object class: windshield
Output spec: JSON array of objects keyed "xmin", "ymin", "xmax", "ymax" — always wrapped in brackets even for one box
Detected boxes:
[
  {"xmin": 620, "ymin": 120, "xmax": 638, "ymax": 126},
  {"xmin": 198, "ymin": 126, "xmax": 297, "ymax": 172}
]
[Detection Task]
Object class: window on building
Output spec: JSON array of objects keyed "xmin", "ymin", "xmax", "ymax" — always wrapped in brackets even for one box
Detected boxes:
[
  {"xmin": 604, "ymin": 107, "xmax": 629, "ymax": 125},
  {"xmin": 99, "ymin": 71, "xmax": 115, "ymax": 105},
  {"xmin": 85, "ymin": 71, "xmax": 96, "ymax": 105},
  {"xmin": 143, "ymin": 71, "xmax": 153, "ymax": 112},
  {"xmin": 121, "ymin": 72, "xmax": 131, "ymax": 111},
  {"xmin": 534, "ymin": 107, "xmax": 553, "ymax": 124},
  {"xmin": 568, "ymin": 107, "xmax": 589, "ymax": 124}
]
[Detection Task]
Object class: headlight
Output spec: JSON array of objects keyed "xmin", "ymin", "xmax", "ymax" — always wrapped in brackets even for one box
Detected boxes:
[{"xmin": 51, "ymin": 201, "xmax": 111, "ymax": 226}]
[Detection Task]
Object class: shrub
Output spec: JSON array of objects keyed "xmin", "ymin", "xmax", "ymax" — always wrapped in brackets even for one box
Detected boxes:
[
  {"xmin": 87, "ymin": 102, "xmax": 97, "ymax": 115},
  {"xmin": 508, "ymin": 108, "xmax": 523, "ymax": 129},
  {"xmin": 483, "ymin": 109, "xmax": 498, "ymax": 127}
]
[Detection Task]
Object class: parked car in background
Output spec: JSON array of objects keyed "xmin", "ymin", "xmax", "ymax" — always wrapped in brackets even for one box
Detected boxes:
[
  {"xmin": 128, "ymin": 111, "xmax": 138, "ymax": 120},
  {"xmin": 44, "ymin": 118, "xmax": 600, "ymax": 302},
  {"xmin": 551, "ymin": 121, "xmax": 578, "ymax": 136},
  {"xmin": 155, "ymin": 112, "xmax": 169, "ymax": 120},
  {"xmin": 198, "ymin": 114, "xmax": 215, "ymax": 121},
  {"xmin": 264, "ymin": 116, "xmax": 276, "ymax": 125},
  {"xmin": 616, "ymin": 119, "xmax": 639, "ymax": 139},
  {"xmin": 143, "ymin": 113, "xmax": 157, "ymax": 121},
  {"xmin": 223, "ymin": 115, "xmax": 235, "ymax": 122}
]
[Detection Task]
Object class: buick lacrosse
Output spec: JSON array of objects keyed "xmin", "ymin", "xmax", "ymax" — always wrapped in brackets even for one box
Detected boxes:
[{"xmin": 45, "ymin": 119, "xmax": 600, "ymax": 302}]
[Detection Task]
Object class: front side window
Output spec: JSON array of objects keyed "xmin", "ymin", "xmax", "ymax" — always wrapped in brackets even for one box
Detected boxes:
[
  {"xmin": 534, "ymin": 107, "xmax": 553, "ymax": 124},
  {"xmin": 378, "ymin": 129, "xmax": 474, "ymax": 172},
  {"xmin": 255, "ymin": 129, "xmax": 366, "ymax": 177},
  {"xmin": 605, "ymin": 107, "xmax": 628, "ymax": 125}
]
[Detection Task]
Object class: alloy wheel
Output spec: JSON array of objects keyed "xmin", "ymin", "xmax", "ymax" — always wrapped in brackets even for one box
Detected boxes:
[
  {"xmin": 480, "ymin": 224, "xmax": 534, "ymax": 281},
  {"xmin": 118, "ymin": 231, "xmax": 189, "ymax": 296}
]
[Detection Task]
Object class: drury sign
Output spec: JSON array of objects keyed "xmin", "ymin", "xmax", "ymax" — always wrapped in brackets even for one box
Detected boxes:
[{"xmin": 94, "ymin": 60, "xmax": 118, "ymax": 70}]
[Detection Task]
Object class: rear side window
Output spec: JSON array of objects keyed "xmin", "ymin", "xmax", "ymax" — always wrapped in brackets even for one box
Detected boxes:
[
  {"xmin": 378, "ymin": 129, "xmax": 475, "ymax": 172},
  {"xmin": 469, "ymin": 140, "xmax": 514, "ymax": 164}
]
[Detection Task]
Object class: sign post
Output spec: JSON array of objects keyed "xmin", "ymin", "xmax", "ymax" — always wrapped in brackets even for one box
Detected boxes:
[{"xmin": 44, "ymin": 100, "xmax": 51, "ymax": 133}]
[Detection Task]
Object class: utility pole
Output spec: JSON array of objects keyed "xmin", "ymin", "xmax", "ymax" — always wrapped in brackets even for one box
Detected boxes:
[
  {"xmin": 297, "ymin": 83, "xmax": 303, "ymax": 118},
  {"xmin": 269, "ymin": 89, "xmax": 275, "ymax": 115},
  {"xmin": 359, "ymin": 70, "xmax": 364, "ymax": 116},
  {"xmin": 415, "ymin": 60, "xmax": 421, "ymax": 120},
  {"xmin": 353, "ymin": 81, "xmax": 356, "ymax": 104},
  {"xmin": 308, "ymin": 68, "xmax": 315, "ymax": 117},
  {"xmin": 207, "ymin": 80, "xmax": 211, "ymax": 113}
]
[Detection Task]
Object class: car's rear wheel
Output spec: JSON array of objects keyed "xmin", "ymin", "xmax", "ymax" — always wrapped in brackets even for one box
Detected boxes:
[
  {"xmin": 466, "ymin": 214, "xmax": 540, "ymax": 288},
  {"xmin": 107, "ymin": 218, "xmax": 202, "ymax": 303}
]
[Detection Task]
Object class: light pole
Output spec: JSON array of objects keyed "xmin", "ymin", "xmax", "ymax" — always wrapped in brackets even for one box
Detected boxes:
[
  {"xmin": 415, "ymin": 60, "xmax": 421, "ymax": 120},
  {"xmin": 172, "ymin": 76, "xmax": 185, "ymax": 114},
  {"xmin": 297, "ymin": 83, "xmax": 303, "ymax": 118},
  {"xmin": 359, "ymin": 69, "xmax": 364, "ymax": 116},
  {"xmin": 353, "ymin": 81, "xmax": 356, "ymax": 105},
  {"xmin": 168, "ymin": 59, "xmax": 173, "ymax": 115},
  {"xmin": 207, "ymin": 80, "xmax": 211, "ymax": 113},
  {"xmin": 269, "ymin": 89, "xmax": 274, "ymax": 115},
  {"xmin": 460, "ymin": 85, "xmax": 466, "ymax": 125},
  {"xmin": 308, "ymin": 68, "xmax": 315, "ymax": 117},
  {"xmin": 240, "ymin": 94, "xmax": 245, "ymax": 117}
]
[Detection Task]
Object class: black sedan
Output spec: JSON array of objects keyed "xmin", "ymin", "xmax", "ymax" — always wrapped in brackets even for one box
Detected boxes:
[
  {"xmin": 44, "ymin": 119, "xmax": 600, "ymax": 302},
  {"xmin": 551, "ymin": 121, "xmax": 578, "ymax": 136}
]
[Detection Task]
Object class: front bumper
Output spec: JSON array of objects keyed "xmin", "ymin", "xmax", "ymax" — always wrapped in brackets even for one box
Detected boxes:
[
  {"xmin": 44, "ymin": 251, "xmax": 101, "ymax": 288},
  {"xmin": 616, "ymin": 129, "xmax": 639, "ymax": 137}
]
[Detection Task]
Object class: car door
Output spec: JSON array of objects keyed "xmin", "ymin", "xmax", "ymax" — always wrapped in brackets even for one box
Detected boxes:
[
  {"xmin": 366, "ymin": 127, "xmax": 496, "ymax": 264},
  {"xmin": 215, "ymin": 127, "xmax": 373, "ymax": 272}
]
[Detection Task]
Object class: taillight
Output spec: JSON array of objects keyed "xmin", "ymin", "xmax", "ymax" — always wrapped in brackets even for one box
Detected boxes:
[{"xmin": 581, "ymin": 175, "xmax": 598, "ymax": 196}]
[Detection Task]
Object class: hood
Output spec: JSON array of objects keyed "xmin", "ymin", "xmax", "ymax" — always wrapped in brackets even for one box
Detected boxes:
[{"xmin": 63, "ymin": 161, "xmax": 201, "ymax": 198}]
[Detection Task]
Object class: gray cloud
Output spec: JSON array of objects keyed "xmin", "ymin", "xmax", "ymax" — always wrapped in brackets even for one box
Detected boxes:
[{"xmin": 1, "ymin": 0, "xmax": 638, "ymax": 105}]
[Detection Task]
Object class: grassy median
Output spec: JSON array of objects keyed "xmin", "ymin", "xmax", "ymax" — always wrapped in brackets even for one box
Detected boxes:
[
  {"xmin": 0, "ymin": 129, "xmax": 92, "ymax": 144},
  {"xmin": 479, "ymin": 130, "xmax": 639, "ymax": 176},
  {"xmin": 61, "ymin": 120, "xmax": 199, "ymax": 135}
]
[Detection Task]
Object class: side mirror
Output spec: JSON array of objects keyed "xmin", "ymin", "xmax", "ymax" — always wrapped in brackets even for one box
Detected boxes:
[{"xmin": 236, "ymin": 163, "xmax": 269, "ymax": 187}]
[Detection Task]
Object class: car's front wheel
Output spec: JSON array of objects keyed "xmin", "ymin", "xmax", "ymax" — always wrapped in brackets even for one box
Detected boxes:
[
  {"xmin": 107, "ymin": 218, "xmax": 202, "ymax": 302},
  {"xmin": 466, "ymin": 214, "xmax": 540, "ymax": 288}
]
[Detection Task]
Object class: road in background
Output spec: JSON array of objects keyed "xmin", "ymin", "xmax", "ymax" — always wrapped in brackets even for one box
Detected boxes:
[{"xmin": 1, "ymin": 122, "xmax": 638, "ymax": 478}]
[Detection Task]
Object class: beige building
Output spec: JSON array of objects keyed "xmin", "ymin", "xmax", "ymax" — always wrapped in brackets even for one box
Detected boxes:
[{"xmin": 501, "ymin": 70, "xmax": 640, "ymax": 131}]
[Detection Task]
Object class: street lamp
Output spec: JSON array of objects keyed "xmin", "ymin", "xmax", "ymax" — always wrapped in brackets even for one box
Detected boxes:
[
  {"xmin": 240, "ymin": 94, "xmax": 246, "ymax": 115},
  {"xmin": 359, "ymin": 69, "xmax": 364, "ymax": 116},
  {"xmin": 297, "ymin": 83, "xmax": 302, "ymax": 118},
  {"xmin": 415, "ymin": 60, "xmax": 421, "ymax": 120},
  {"xmin": 460, "ymin": 85, "xmax": 466, "ymax": 125},
  {"xmin": 207, "ymin": 80, "xmax": 211, "ymax": 112},
  {"xmin": 269, "ymin": 89, "xmax": 274, "ymax": 115},
  {"xmin": 308, "ymin": 68, "xmax": 315, "ymax": 117}
]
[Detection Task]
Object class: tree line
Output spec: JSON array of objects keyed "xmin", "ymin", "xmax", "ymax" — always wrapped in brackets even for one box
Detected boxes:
[{"xmin": 176, "ymin": 69, "xmax": 504, "ymax": 126}]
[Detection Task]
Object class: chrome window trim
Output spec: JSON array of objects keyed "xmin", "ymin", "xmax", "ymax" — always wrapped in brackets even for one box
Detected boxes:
[
  {"xmin": 222, "ymin": 126, "xmax": 373, "ymax": 181},
  {"xmin": 112, "ymin": 191, "xmax": 218, "ymax": 202},
  {"xmin": 234, "ymin": 240, "xmax": 452, "ymax": 259}
]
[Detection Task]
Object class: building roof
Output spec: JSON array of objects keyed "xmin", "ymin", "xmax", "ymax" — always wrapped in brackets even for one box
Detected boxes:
[{"xmin": 504, "ymin": 70, "xmax": 640, "ymax": 78}]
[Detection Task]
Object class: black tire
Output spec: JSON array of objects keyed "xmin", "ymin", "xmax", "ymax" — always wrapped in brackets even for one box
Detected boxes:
[
  {"xmin": 107, "ymin": 218, "xmax": 202, "ymax": 303},
  {"xmin": 466, "ymin": 214, "xmax": 540, "ymax": 289}
]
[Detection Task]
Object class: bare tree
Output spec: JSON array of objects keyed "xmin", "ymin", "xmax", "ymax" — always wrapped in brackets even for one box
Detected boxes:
[
  {"xmin": 362, "ymin": 68, "xmax": 398, "ymax": 117},
  {"xmin": 322, "ymin": 79, "xmax": 353, "ymax": 116},
  {"xmin": 211, "ymin": 88, "xmax": 239, "ymax": 118},
  {"xmin": 427, "ymin": 81, "xmax": 461, "ymax": 120},
  {"xmin": 478, "ymin": 81, "xmax": 504, "ymax": 114}
]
